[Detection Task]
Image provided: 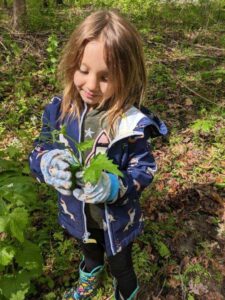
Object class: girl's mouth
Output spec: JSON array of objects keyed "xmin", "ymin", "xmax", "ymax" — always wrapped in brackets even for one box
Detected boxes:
[{"xmin": 83, "ymin": 91, "xmax": 99, "ymax": 99}]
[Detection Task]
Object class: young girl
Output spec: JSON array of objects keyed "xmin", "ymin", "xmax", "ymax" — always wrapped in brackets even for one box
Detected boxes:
[{"xmin": 29, "ymin": 10, "xmax": 167, "ymax": 300}]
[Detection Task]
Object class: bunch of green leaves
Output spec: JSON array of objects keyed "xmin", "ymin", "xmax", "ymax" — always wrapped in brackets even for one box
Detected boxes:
[
  {"xmin": 49, "ymin": 124, "xmax": 123, "ymax": 186},
  {"xmin": 83, "ymin": 153, "xmax": 123, "ymax": 184},
  {"xmin": 0, "ymin": 158, "xmax": 43, "ymax": 300}
]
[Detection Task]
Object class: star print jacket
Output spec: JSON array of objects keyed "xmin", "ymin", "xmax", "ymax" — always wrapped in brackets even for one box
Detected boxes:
[{"xmin": 29, "ymin": 96, "xmax": 167, "ymax": 257}]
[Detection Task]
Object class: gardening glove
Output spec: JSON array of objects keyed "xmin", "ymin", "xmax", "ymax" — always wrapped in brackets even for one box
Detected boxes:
[
  {"xmin": 73, "ymin": 172, "xmax": 120, "ymax": 204},
  {"xmin": 74, "ymin": 171, "xmax": 85, "ymax": 187},
  {"xmin": 40, "ymin": 149, "xmax": 76, "ymax": 196}
]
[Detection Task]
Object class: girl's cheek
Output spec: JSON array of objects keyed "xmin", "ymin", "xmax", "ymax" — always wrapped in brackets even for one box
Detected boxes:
[
  {"xmin": 101, "ymin": 82, "xmax": 112, "ymax": 93},
  {"xmin": 105, "ymin": 83, "xmax": 114, "ymax": 98},
  {"xmin": 73, "ymin": 72, "xmax": 83, "ymax": 88}
]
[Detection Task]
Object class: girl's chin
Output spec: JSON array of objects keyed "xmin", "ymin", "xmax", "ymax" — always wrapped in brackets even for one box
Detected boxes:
[{"xmin": 81, "ymin": 96, "xmax": 101, "ymax": 106}]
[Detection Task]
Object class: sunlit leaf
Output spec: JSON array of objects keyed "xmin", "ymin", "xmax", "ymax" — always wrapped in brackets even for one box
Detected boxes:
[
  {"xmin": 0, "ymin": 246, "xmax": 16, "ymax": 266},
  {"xmin": 83, "ymin": 153, "xmax": 123, "ymax": 184}
]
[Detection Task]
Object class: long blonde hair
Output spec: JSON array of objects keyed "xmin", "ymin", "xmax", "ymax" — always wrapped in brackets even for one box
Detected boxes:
[{"xmin": 58, "ymin": 10, "xmax": 146, "ymax": 133}]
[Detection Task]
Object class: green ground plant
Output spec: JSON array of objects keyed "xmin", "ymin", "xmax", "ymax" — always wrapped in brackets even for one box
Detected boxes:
[{"xmin": 0, "ymin": 156, "xmax": 43, "ymax": 300}]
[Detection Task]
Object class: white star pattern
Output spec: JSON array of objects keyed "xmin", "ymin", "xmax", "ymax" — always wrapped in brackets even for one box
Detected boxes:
[{"xmin": 85, "ymin": 128, "xmax": 95, "ymax": 138}]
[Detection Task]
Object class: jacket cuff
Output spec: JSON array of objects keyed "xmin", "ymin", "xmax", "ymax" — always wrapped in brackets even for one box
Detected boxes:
[{"xmin": 107, "ymin": 173, "xmax": 120, "ymax": 203}]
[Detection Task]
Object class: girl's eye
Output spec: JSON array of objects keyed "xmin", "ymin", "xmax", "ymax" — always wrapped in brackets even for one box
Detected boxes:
[
  {"xmin": 101, "ymin": 76, "xmax": 108, "ymax": 82},
  {"xmin": 79, "ymin": 69, "xmax": 88, "ymax": 74}
]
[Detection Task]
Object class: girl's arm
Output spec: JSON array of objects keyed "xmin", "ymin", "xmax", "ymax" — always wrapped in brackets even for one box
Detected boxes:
[
  {"xmin": 29, "ymin": 97, "xmax": 62, "ymax": 183},
  {"xmin": 111, "ymin": 137, "xmax": 156, "ymax": 205}
]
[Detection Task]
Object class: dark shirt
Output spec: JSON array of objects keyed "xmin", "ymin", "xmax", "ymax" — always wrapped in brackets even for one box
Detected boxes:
[{"xmin": 81, "ymin": 107, "xmax": 112, "ymax": 229}]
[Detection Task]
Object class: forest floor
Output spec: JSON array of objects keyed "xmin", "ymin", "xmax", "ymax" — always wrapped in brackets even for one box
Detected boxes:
[{"xmin": 0, "ymin": 2, "xmax": 225, "ymax": 300}]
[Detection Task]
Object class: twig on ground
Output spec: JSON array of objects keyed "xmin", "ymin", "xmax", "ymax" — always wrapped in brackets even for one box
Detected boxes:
[
  {"xmin": 155, "ymin": 278, "xmax": 166, "ymax": 299},
  {"xmin": 194, "ymin": 44, "xmax": 225, "ymax": 53},
  {"xmin": 105, "ymin": 294, "xmax": 114, "ymax": 300},
  {"xmin": 178, "ymin": 265, "xmax": 186, "ymax": 300},
  {"xmin": 0, "ymin": 39, "xmax": 7, "ymax": 50},
  {"xmin": 173, "ymin": 75, "xmax": 223, "ymax": 107}
]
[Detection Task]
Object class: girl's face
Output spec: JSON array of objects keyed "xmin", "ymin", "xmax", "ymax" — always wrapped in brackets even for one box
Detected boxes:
[{"xmin": 74, "ymin": 40, "xmax": 114, "ymax": 108}]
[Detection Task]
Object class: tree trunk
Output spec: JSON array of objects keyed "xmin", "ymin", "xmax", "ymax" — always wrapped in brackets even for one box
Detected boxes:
[
  {"xmin": 56, "ymin": 0, "xmax": 63, "ymax": 4},
  {"xmin": 43, "ymin": 0, "xmax": 48, "ymax": 8},
  {"xmin": 13, "ymin": 0, "xmax": 26, "ymax": 30}
]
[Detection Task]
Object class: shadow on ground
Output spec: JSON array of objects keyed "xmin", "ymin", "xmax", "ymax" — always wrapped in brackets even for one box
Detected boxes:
[{"xmin": 139, "ymin": 183, "xmax": 225, "ymax": 300}]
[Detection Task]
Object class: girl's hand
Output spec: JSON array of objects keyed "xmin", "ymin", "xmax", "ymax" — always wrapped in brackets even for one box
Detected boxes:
[
  {"xmin": 73, "ymin": 172, "xmax": 120, "ymax": 204},
  {"xmin": 40, "ymin": 149, "xmax": 75, "ymax": 195},
  {"xmin": 74, "ymin": 171, "xmax": 85, "ymax": 187}
]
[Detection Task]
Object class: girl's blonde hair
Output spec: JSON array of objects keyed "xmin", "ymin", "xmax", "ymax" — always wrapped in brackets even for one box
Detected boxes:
[{"xmin": 58, "ymin": 10, "xmax": 146, "ymax": 133}]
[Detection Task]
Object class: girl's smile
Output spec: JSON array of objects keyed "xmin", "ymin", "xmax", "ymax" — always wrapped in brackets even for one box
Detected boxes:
[
  {"xmin": 83, "ymin": 90, "xmax": 99, "ymax": 99},
  {"xmin": 74, "ymin": 40, "xmax": 113, "ymax": 107}
]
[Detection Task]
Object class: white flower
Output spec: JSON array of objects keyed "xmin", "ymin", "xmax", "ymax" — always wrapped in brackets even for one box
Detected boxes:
[
  {"xmin": 31, "ymin": 115, "xmax": 38, "ymax": 126},
  {"xmin": 10, "ymin": 137, "xmax": 21, "ymax": 147},
  {"xmin": 6, "ymin": 183, "xmax": 14, "ymax": 188}
]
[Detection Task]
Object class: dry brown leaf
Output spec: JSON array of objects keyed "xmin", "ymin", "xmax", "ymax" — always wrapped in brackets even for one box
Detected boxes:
[
  {"xmin": 211, "ymin": 192, "xmax": 224, "ymax": 206},
  {"xmin": 185, "ymin": 98, "xmax": 193, "ymax": 106},
  {"xmin": 171, "ymin": 144, "xmax": 187, "ymax": 156},
  {"xmin": 167, "ymin": 277, "xmax": 180, "ymax": 289},
  {"xmin": 204, "ymin": 291, "xmax": 224, "ymax": 300},
  {"xmin": 199, "ymin": 162, "xmax": 214, "ymax": 170},
  {"xmin": 188, "ymin": 280, "xmax": 208, "ymax": 295},
  {"xmin": 155, "ymin": 181, "xmax": 165, "ymax": 192}
]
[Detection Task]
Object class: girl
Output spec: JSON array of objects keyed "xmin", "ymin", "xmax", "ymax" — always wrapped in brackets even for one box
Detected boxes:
[{"xmin": 29, "ymin": 10, "xmax": 167, "ymax": 300}]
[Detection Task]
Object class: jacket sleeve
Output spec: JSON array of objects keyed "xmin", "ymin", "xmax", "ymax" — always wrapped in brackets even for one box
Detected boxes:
[
  {"xmin": 28, "ymin": 98, "xmax": 60, "ymax": 183},
  {"xmin": 111, "ymin": 137, "xmax": 156, "ymax": 206}
]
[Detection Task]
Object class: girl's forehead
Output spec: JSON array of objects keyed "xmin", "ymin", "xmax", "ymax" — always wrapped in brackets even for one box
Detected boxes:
[{"xmin": 80, "ymin": 40, "xmax": 108, "ymax": 71}]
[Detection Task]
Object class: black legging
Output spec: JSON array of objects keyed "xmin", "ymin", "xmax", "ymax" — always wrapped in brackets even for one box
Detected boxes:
[{"xmin": 78, "ymin": 228, "xmax": 138, "ymax": 299}]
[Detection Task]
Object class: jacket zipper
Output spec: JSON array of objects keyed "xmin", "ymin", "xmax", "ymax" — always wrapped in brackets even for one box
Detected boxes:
[
  {"xmin": 104, "ymin": 203, "xmax": 116, "ymax": 255},
  {"xmin": 78, "ymin": 104, "xmax": 91, "ymax": 243},
  {"xmin": 80, "ymin": 113, "xmax": 148, "ymax": 249},
  {"xmin": 104, "ymin": 132, "xmax": 144, "ymax": 255}
]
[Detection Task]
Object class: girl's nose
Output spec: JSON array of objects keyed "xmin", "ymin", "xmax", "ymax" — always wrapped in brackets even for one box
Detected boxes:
[{"xmin": 87, "ymin": 75, "xmax": 99, "ymax": 92}]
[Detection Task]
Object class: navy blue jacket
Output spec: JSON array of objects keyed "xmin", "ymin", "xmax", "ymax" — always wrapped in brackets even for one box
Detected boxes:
[{"xmin": 29, "ymin": 96, "xmax": 167, "ymax": 257}]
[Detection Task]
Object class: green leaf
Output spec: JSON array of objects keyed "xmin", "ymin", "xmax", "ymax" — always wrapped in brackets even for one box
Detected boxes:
[
  {"xmin": 83, "ymin": 153, "xmax": 123, "ymax": 184},
  {"xmin": 0, "ymin": 246, "xmax": 16, "ymax": 266},
  {"xmin": 10, "ymin": 290, "xmax": 28, "ymax": 300},
  {"xmin": 7, "ymin": 146, "xmax": 20, "ymax": 160},
  {"xmin": 60, "ymin": 124, "xmax": 67, "ymax": 136},
  {"xmin": 77, "ymin": 140, "xmax": 94, "ymax": 153},
  {"xmin": 8, "ymin": 208, "xmax": 29, "ymax": 242},
  {"xmin": 15, "ymin": 240, "xmax": 43, "ymax": 275},
  {"xmin": 155, "ymin": 240, "xmax": 171, "ymax": 258},
  {"xmin": 0, "ymin": 172, "xmax": 38, "ymax": 206},
  {"xmin": 191, "ymin": 119, "xmax": 214, "ymax": 133},
  {"xmin": 0, "ymin": 199, "xmax": 7, "ymax": 216},
  {"xmin": 0, "ymin": 271, "xmax": 30, "ymax": 300},
  {"xmin": 51, "ymin": 129, "xmax": 60, "ymax": 143},
  {"xmin": 188, "ymin": 294, "xmax": 195, "ymax": 300},
  {"xmin": 50, "ymin": 57, "xmax": 57, "ymax": 64},
  {"xmin": 0, "ymin": 216, "xmax": 8, "ymax": 232},
  {"xmin": 0, "ymin": 158, "xmax": 18, "ymax": 172},
  {"xmin": 46, "ymin": 47, "xmax": 53, "ymax": 53}
]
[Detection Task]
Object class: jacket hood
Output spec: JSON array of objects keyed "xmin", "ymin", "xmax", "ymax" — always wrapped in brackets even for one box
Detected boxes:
[{"xmin": 113, "ymin": 106, "xmax": 168, "ymax": 143}]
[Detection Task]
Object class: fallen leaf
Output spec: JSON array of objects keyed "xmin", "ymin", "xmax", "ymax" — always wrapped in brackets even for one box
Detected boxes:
[
  {"xmin": 188, "ymin": 280, "xmax": 208, "ymax": 295},
  {"xmin": 211, "ymin": 191, "xmax": 224, "ymax": 206},
  {"xmin": 167, "ymin": 277, "xmax": 180, "ymax": 289},
  {"xmin": 185, "ymin": 98, "xmax": 193, "ymax": 106}
]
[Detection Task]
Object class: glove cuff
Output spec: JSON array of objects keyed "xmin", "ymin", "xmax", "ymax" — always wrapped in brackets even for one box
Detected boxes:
[{"xmin": 107, "ymin": 174, "xmax": 119, "ymax": 203}]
